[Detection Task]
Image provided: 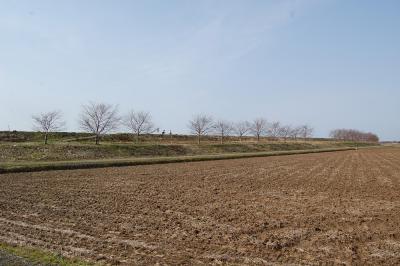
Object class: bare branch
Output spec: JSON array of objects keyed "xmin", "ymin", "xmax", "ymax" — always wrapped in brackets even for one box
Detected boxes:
[
  {"xmin": 32, "ymin": 110, "xmax": 65, "ymax": 144},
  {"xmin": 214, "ymin": 120, "xmax": 233, "ymax": 144},
  {"xmin": 267, "ymin": 121, "xmax": 281, "ymax": 138},
  {"xmin": 250, "ymin": 118, "xmax": 268, "ymax": 142},
  {"xmin": 78, "ymin": 102, "xmax": 120, "ymax": 144},
  {"xmin": 234, "ymin": 121, "xmax": 251, "ymax": 142},
  {"xmin": 277, "ymin": 125, "xmax": 291, "ymax": 141},
  {"xmin": 298, "ymin": 125, "xmax": 314, "ymax": 141},
  {"xmin": 188, "ymin": 114, "xmax": 213, "ymax": 144},
  {"xmin": 289, "ymin": 126, "xmax": 302, "ymax": 140},
  {"xmin": 124, "ymin": 110, "xmax": 157, "ymax": 142}
]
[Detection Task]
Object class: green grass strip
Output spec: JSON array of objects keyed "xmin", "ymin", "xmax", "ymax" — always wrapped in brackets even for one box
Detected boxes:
[
  {"xmin": 0, "ymin": 147, "xmax": 357, "ymax": 174},
  {"xmin": 0, "ymin": 242, "xmax": 93, "ymax": 266}
]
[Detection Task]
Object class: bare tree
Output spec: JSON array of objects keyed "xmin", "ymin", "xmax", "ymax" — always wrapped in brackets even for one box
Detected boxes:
[
  {"xmin": 78, "ymin": 102, "xmax": 120, "ymax": 145},
  {"xmin": 305, "ymin": 125, "xmax": 314, "ymax": 140},
  {"xmin": 214, "ymin": 120, "xmax": 233, "ymax": 144},
  {"xmin": 289, "ymin": 126, "xmax": 302, "ymax": 141},
  {"xmin": 267, "ymin": 121, "xmax": 281, "ymax": 139},
  {"xmin": 278, "ymin": 125, "xmax": 291, "ymax": 142},
  {"xmin": 250, "ymin": 118, "xmax": 268, "ymax": 142},
  {"xmin": 32, "ymin": 110, "xmax": 65, "ymax": 144},
  {"xmin": 188, "ymin": 114, "xmax": 214, "ymax": 144},
  {"xmin": 299, "ymin": 125, "xmax": 314, "ymax": 141},
  {"xmin": 124, "ymin": 111, "xmax": 157, "ymax": 142},
  {"xmin": 234, "ymin": 121, "xmax": 251, "ymax": 142}
]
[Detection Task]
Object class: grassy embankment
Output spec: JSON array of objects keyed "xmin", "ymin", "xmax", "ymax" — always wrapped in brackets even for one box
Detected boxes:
[
  {"xmin": 0, "ymin": 131, "xmax": 377, "ymax": 173},
  {"xmin": 0, "ymin": 147, "xmax": 362, "ymax": 174}
]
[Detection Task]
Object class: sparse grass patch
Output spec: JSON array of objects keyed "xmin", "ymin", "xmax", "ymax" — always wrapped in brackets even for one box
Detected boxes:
[{"xmin": 0, "ymin": 242, "xmax": 93, "ymax": 266}]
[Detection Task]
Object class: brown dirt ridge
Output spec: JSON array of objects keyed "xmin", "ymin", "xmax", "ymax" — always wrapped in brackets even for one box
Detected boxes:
[{"xmin": 1, "ymin": 147, "xmax": 400, "ymax": 265}]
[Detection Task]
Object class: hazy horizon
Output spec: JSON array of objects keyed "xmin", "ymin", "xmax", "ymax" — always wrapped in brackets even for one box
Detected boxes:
[{"xmin": 1, "ymin": 0, "xmax": 399, "ymax": 141}]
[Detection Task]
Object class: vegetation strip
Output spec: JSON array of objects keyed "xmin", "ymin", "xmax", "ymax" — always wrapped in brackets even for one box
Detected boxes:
[
  {"xmin": 0, "ymin": 147, "xmax": 356, "ymax": 174},
  {"xmin": 0, "ymin": 242, "xmax": 92, "ymax": 266}
]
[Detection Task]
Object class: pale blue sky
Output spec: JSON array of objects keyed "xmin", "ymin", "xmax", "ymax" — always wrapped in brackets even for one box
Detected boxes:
[{"xmin": 0, "ymin": 0, "xmax": 399, "ymax": 140}]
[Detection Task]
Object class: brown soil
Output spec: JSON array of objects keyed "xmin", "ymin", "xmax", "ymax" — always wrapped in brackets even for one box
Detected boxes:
[{"xmin": 0, "ymin": 147, "xmax": 400, "ymax": 265}]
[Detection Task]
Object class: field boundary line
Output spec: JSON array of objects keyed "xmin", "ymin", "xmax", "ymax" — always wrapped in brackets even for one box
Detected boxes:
[{"xmin": 0, "ymin": 147, "xmax": 365, "ymax": 174}]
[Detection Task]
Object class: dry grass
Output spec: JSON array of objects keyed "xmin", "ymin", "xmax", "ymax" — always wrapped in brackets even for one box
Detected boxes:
[{"xmin": 0, "ymin": 147, "xmax": 356, "ymax": 174}]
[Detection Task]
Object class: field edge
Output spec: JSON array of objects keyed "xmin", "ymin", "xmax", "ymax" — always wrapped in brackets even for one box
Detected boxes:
[
  {"xmin": 0, "ymin": 147, "xmax": 361, "ymax": 174},
  {"xmin": 0, "ymin": 242, "xmax": 94, "ymax": 266}
]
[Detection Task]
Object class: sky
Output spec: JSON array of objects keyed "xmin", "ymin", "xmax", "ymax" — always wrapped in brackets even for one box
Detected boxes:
[{"xmin": 0, "ymin": 0, "xmax": 399, "ymax": 140}]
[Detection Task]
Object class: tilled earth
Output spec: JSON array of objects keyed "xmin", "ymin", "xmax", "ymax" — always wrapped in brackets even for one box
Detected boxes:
[{"xmin": 1, "ymin": 148, "xmax": 400, "ymax": 265}]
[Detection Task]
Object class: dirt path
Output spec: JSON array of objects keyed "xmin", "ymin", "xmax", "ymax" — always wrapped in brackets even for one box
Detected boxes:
[{"xmin": 0, "ymin": 147, "xmax": 400, "ymax": 265}]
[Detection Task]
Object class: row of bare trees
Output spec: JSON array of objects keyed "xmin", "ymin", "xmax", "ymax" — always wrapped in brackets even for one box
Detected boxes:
[
  {"xmin": 79, "ymin": 103, "xmax": 157, "ymax": 144},
  {"xmin": 33, "ymin": 103, "xmax": 156, "ymax": 144},
  {"xmin": 32, "ymin": 102, "xmax": 315, "ymax": 145},
  {"xmin": 330, "ymin": 129, "xmax": 379, "ymax": 142},
  {"xmin": 188, "ymin": 114, "xmax": 314, "ymax": 144}
]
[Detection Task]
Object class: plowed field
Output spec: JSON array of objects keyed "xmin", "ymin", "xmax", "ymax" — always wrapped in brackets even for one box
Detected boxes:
[{"xmin": 1, "ymin": 148, "xmax": 400, "ymax": 265}]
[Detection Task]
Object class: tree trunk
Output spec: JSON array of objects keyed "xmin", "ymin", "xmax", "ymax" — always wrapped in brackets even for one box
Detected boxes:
[
  {"xmin": 197, "ymin": 134, "xmax": 200, "ymax": 145},
  {"xmin": 257, "ymin": 134, "xmax": 260, "ymax": 142},
  {"xmin": 95, "ymin": 135, "xmax": 99, "ymax": 145},
  {"xmin": 44, "ymin": 133, "xmax": 48, "ymax": 145},
  {"xmin": 136, "ymin": 132, "xmax": 140, "ymax": 143}
]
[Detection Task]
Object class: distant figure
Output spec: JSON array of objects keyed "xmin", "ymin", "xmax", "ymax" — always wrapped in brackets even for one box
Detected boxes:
[{"xmin": 161, "ymin": 130, "xmax": 166, "ymax": 139}]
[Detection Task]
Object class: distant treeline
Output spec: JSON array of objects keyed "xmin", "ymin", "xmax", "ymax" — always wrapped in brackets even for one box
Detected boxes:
[
  {"xmin": 0, "ymin": 130, "xmax": 337, "ymax": 143},
  {"xmin": 25, "ymin": 102, "xmax": 317, "ymax": 145},
  {"xmin": 5, "ymin": 102, "xmax": 380, "ymax": 145},
  {"xmin": 330, "ymin": 129, "xmax": 379, "ymax": 142}
]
